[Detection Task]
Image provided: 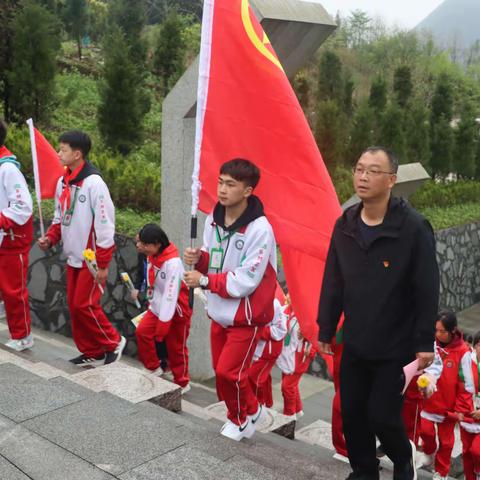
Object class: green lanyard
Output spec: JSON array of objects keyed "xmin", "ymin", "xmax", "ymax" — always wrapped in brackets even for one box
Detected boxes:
[
  {"xmin": 61, "ymin": 186, "xmax": 80, "ymax": 226},
  {"xmin": 210, "ymin": 225, "xmax": 236, "ymax": 272}
]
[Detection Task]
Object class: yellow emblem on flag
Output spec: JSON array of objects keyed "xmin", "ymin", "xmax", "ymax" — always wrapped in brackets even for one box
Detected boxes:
[{"xmin": 241, "ymin": 0, "xmax": 284, "ymax": 72}]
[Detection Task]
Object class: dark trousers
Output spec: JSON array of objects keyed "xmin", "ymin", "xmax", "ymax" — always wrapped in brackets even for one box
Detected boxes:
[{"xmin": 340, "ymin": 348, "xmax": 412, "ymax": 478}]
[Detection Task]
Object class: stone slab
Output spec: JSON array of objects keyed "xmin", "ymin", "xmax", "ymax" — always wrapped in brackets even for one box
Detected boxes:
[
  {"xmin": 204, "ymin": 401, "xmax": 295, "ymax": 439},
  {"xmin": 0, "ymin": 363, "xmax": 87, "ymax": 422},
  {"xmin": 23, "ymin": 392, "xmax": 187, "ymax": 476},
  {"xmin": 119, "ymin": 445, "xmax": 258, "ymax": 480},
  {"xmin": 71, "ymin": 363, "xmax": 181, "ymax": 411},
  {"xmin": 0, "ymin": 424, "xmax": 116, "ymax": 480},
  {"xmin": 295, "ymin": 418, "xmax": 333, "ymax": 450},
  {"xmin": 0, "ymin": 455, "xmax": 30, "ymax": 480}
]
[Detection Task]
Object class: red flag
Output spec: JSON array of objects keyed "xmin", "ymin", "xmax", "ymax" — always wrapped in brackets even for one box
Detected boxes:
[
  {"xmin": 192, "ymin": 0, "xmax": 342, "ymax": 343},
  {"xmin": 27, "ymin": 119, "xmax": 64, "ymax": 200}
]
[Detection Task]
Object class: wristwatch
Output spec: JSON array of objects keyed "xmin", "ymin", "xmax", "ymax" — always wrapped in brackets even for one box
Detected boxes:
[{"xmin": 199, "ymin": 275, "xmax": 209, "ymax": 289}]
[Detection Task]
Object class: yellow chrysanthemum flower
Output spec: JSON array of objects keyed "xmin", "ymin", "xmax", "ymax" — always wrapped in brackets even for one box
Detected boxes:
[
  {"xmin": 83, "ymin": 249, "xmax": 96, "ymax": 262},
  {"xmin": 417, "ymin": 375, "xmax": 430, "ymax": 389}
]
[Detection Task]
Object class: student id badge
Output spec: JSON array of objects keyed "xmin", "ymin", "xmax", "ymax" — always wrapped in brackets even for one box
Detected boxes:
[{"xmin": 209, "ymin": 247, "xmax": 224, "ymax": 270}]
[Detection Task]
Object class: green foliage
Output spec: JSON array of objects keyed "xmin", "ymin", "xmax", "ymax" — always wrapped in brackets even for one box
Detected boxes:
[
  {"xmin": 420, "ymin": 203, "xmax": 480, "ymax": 230},
  {"xmin": 380, "ymin": 102, "xmax": 406, "ymax": 162},
  {"xmin": 431, "ymin": 73, "xmax": 453, "ymax": 122},
  {"xmin": 454, "ymin": 102, "xmax": 477, "ymax": 178},
  {"xmin": 409, "ymin": 180, "xmax": 480, "ymax": 209},
  {"xmin": 331, "ymin": 166, "xmax": 355, "ymax": 204},
  {"xmin": 369, "ymin": 76, "xmax": 387, "ymax": 112},
  {"xmin": 115, "ymin": 208, "xmax": 161, "ymax": 237},
  {"xmin": 7, "ymin": 0, "xmax": 61, "ymax": 123},
  {"xmin": 317, "ymin": 51, "xmax": 344, "ymax": 103},
  {"xmin": 63, "ymin": 0, "xmax": 89, "ymax": 60},
  {"xmin": 393, "ymin": 65, "xmax": 413, "ymax": 108},
  {"xmin": 430, "ymin": 114, "xmax": 453, "ymax": 176},
  {"xmin": 348, "ymin": 101, "xmax": 375, "ymax": 164},
  {"xmin": 404, "ymin": 102, "xmax": 431, "ymax": 166}
]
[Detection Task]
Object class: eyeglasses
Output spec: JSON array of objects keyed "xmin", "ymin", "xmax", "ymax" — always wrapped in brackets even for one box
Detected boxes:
[{"xmin": 352, "ymin": 166, "xmax": 396, "ymax": 177}]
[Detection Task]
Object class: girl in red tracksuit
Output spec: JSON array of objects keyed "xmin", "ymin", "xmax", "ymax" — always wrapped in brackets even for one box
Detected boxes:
[
  {"xmin": 134, "ymin": 224, "xmax": 192, "ymax": 391},
  {"xmin": 248, "ymin": 295, "xmax": 287, "ymax": 409},
  {"xmin": 418, "ymin": 310, "xmax": 473, "ymax": 479},
  {"xmin": 458, "ymin": 330, "xmax": 480, "ymax": 480},
  {"xmin": 277, "ymin": 308, "xmax": 317, "ymax": 418}
]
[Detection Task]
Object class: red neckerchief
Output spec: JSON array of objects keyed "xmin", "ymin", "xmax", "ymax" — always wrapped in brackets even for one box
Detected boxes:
[
  {"xmin": 0, "ymin": 146, "xmax": 13, "ymax": 158},
  {"xmin": 59, "ymin": 162, "xmax": 85, "ymax": 213},
  {"xmin": 147, "ymin": 243, "xmax": 179, "ymax": 298}
]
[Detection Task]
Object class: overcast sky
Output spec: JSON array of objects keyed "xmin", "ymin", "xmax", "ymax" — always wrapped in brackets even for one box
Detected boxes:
[{"xmin": 305, "ymin": 0, "xmax": 445, "ymax": 28}]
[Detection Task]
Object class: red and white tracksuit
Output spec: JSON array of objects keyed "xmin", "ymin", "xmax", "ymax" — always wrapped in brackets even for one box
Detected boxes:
[
  {"xmin": 46, "ymin": 165, "xmax": 120, "ymax": 356},
  {"xmin": 420, "ymin": 334, "xmax": 473, "ymax": 477},
  {"xmin": 277, "ymin": 312, "xmax": 316, "ymax": 416},
  {"xmin": 248, "ymin": 298, "xmax": 287, "ymax": 407},
  {"xmin": 0, "ymin": 148, "xmax": 33, "ymax": 339},
  {"xmin": 135, "ymin": 243, "xmax": 192, "ymax": 387},
  {"xmin": 402, "ymin": 373, "xmax": 423, "ymax": 447},
  {"xmin": 458, "ymin": 351, "xmax": 480, "ymax": 480},
  {"xmin": 196, "ymin": 204, "xmax": 277, "ymax": 426}
]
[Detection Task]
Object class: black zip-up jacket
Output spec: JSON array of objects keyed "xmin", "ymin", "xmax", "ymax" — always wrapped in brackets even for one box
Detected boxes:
[{"xmin": 317, "ymin": 196, "xmax": 440, "ymax": 361}]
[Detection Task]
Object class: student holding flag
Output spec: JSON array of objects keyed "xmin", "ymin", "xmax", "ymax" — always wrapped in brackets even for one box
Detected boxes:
[
  {"xmin": 37, "ymin": 130, "xmax": 125, "ymax": 366},
  {"xmin": 184, "ymin": 159, "xmax": 277, "ymax": 441},
  {"xmin": 0, "ymin": 120, "xmax": 34, "ymax": 351}
]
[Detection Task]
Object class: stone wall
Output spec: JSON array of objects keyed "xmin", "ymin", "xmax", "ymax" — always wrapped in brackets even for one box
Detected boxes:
[
  {"xmin": 435, "ymin": 221, "xmax": 480, "ymax": 311},
  {"xmin": 26, "ymin": 220, "xmax": 480, "ymax": 377}
]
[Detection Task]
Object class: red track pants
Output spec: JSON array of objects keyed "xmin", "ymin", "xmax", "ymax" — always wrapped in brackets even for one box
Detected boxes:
[
  {"xmin": 67, "ymin": 266, "xmax": 120, "ymax": 357},
  {"xmin": 211, "ymin": 321, "xmax": 261, "ymax": 426},
  {"xmin": 420, "ymin": 417, "xmax": 456, "ymax": 476},
  {"xmin": 136, "ymin": 309, "xmax": 191, "ymax": 388},
  {"xmin": 0, "ymin": 252, "xmax": 31, "ymax": 339},
  {"xmin": 281, "ymin": 351, "xmax": 312, "ymax": 416},
  {"xmin": 461, "ymin": 429, "xmax": 480, "ymax": 480}
]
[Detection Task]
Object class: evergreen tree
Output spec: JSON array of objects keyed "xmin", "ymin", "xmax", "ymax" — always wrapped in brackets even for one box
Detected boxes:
[
  {"xmin": 153, "ymin": 9, "xmax": 186, "ymax": 95},
  {"xmin": 454, "ymin": 103, "xmax": 477, "ymax": 178},
  {"xmin": 63, "ymin": 0, "xmax": 89, "ymax": 59},
  {"xmin": 369, "ymin": 76, "xmax": 387, "ymax": 112},
  {"xmin": 430, "ymin": 114, "xmax": 453, "ymax": 176},
  {"xmin": 343, "ymin": 70, "xmax": 355, "ymax": 115},
  {"xmin": 317, "ymin": 50, "xmax": 343, "ymax": 103},
  {"xmin": 348, "ymin": 101, "xmax": 375, "ymax": 165},
  {"xmin": 7, "ymin": 0, "xmax": 60, "ymax": 122},
  {"xmin": 380, "ymin": 103, "xmax": 406, "ymax": 162},
  {"xmin": 393, "ymin": 65, "xmax": 413, "ymax": 108},
  {"xmin": 98, "ymin": 28, "xmax": 145, "ymax": 154},
  {"xmin": 431, "ymin": 74, "xmax": 453, "ymax": 123},
  {"xmin": 404, "ymin": 102, "xmax": 430, "ymax": 166},
  {"xmin": 475, "ymin": 133, "xmax": 480, "ymax": 180},
  {"xmin": 293, "ymin": 71, "xmax": 310, "ymax": 111}
]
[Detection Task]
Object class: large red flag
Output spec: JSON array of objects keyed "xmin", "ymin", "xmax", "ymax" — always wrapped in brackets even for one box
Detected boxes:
[
  {"xmin": 192, "ymin": 0, "xmax": 342, "ymax": 343},
  {"xmin": 27, "ymin": 118, "xmax": 64, "ymax": 200}
]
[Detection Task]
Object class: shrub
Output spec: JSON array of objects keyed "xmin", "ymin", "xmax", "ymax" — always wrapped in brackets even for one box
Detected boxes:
[{"xmin": 410, "ymin": 179, "xmax": 480, "ymax": 209}]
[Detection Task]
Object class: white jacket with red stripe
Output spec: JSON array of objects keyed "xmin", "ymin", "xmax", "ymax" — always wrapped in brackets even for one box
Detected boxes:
[
  {"xmin": 47, "ymin": 170, "xmax": 115, "ymax": 268},
  {"xmin": 196, "ymin": 200, "xmax": 277, "ymax": 328}
]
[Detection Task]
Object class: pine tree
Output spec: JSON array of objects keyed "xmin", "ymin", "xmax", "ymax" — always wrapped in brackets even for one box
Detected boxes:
[
  {"xmin": 369, "ymin": 76, "xmax": 387, "ymax": 113},
  {"xmin": 7, "ymin": 0, "xmax": 60, "ymax": 122},
  {"xmin": 393, "ymin": 65, "xmax": 413, "ymax": 108},
  {"xmin": 347, "ymin": 101, "xmax": 375, "ymax": 165},
  {"xmin": 404, "ymin": 102, "xmax": 430, "ymax": 166},
  {"xmin": 430, "ymin": 114, "xmax": 453, "ymax": 177},
  {"xmin": 431, "ymin": 74, "xmax": 453, "ymax": 123},
  {"xmin": 97, "ymin": 28, "xmax": 145, "ymax": 154},
  {"xmin": 317, "ymin": 50, "xmax": 343, "ymax": 103},
  {"xmin": 454, "ymin": 103, "xmax": 477, "ymax": 178},
  {"xmin": 380, "ymin": 103, "xmax": 406, "ymax": 162},
  {"xmin": 63, "ymin": 0, "xmax": 89, "ymax": 59},
  {"xmin": 153, "ymin": 9, "xmax": 186, "ymax": 96}
]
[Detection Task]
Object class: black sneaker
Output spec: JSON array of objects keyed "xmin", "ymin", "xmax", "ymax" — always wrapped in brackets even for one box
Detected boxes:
[
  {"xmin": 69, "ymin": 354, "xmax": 105, "ymax": 367},
  {"xmin": 345, "ymin": 471, "xmax": 380, "ymax": 480},
  {"xmin": 104, "ymin": 336, "xmax": 126, "ymax": 365}
]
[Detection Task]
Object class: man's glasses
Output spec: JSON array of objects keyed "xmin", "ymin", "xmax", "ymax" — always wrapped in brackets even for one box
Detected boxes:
[{"xmin": 352, "ymin": 166, "xmax": 396, "ymax": 177}]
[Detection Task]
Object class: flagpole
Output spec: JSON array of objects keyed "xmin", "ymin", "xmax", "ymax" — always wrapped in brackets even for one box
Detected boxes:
[
  {"xmin": 27, "ymin": 118, "xmax": 45, "ymax": 238},
  {"xmin": 189, "ymin": 0, "xmax": 215, "ymax": 308}
]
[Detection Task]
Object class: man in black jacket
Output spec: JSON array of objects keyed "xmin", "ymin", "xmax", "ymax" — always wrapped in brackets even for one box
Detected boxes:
[{"xmin": 317, "ymin": 146, "xmax": 439, "ymax": 480}]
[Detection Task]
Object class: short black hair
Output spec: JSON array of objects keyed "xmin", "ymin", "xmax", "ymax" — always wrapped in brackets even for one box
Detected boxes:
[
  {"xmin": 464, "ymin": 332, "xmax": 473, "ymax": 344},
  {"xmin": 220, "ymin": 159, "xmax": 260, "ymax": 189},
  {"xmin": 473, "ymin": 330, "xmax": 480, "ymax": 347},
  {"xmin": 0, "ymin": 120, "xmax": 7, "ymax": 146},
  {"xmin": 360, "ymin": 146, "xmax": 399, "ymax": 174},
  {"xmin": 437, "ymin": 309, "xmax": 457, "ymax": 333},
  {"xmin": 59, "ymin": 130, "xmax": 92, "ymax": 158},
  {"xmin": 138, "ymin": 224, "xmax": 170, "ymax": 251}
]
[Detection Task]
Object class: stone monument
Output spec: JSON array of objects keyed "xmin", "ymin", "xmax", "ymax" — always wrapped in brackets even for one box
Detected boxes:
[{"xmin": 161, "ymin": 0, "xmax": 336, "ymax": 380}]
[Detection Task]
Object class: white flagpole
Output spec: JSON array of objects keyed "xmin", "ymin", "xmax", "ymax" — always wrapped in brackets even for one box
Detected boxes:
[
  {"xmin": 188, "ymin": 0, "xmax": 215, "ymax": 307},
  {"xmin": 26, "ymin": 118, "xmax": 45, "ymax": 237}
]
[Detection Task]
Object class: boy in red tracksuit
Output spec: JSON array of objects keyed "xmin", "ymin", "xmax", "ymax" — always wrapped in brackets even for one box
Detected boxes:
[
  {"xmin": 0, "ymin": 120, "xmax": 34, "ymax": 351},
  {"xmin": 277, "ymin": 308, "xmax": 317, "ymax": 419},
  {"xmin": 248, "ymin": 294, "xmax": 287, "ymax": 408},
  {"xmin": 417, "ymin": 310, "xmax": 472, "ymax": 479},
  {"xmin": 458, "ymin": 330, "xmax": 480, "ymax": 480},
  {"xmin": 133, "ymin": 224, "xmax": 192, "ymax": 392},
  {"xmin": 38, "ymin": 131, "xmax": 125, "ymax": 366},
  {"xmin": 184, "ymin": 159, "xmax": 277, "ymax": 441}
]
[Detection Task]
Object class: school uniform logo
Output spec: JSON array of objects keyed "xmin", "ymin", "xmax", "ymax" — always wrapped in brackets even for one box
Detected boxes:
[
  {"xmin": 235, "ymin": 239, "xmax": 244, "ymax": 250},
  {"xmin": 383, "ymin": 261, "xmax": 390, "ymax": 268},
  {"xmin": 79, "ymin": 194, "xmax": 86, "ymax": 203},
  {"xmin": 160, "ymin": 272, "xmax": 166, "ymax": 279},
  {"xmin": 446, "ymin": 361, "xmax": 453, "ymax": 368}
]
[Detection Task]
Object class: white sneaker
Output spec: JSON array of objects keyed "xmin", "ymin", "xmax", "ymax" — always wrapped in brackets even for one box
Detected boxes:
[
  {"xmin": 220, "ymin": 419, "xmax": 249, "ymax": 441},
  {"xmin": 143, "ymin": 366, "xmax": 164, "ymax": 376},
  {"xmin": 5, "ymin": 334, "xmax": 34, "ymax": 351},
  {"xmin": 296, "ymin": 410, "xmax": 304, "ymax": 418},
  {"xmin": 284, "ymin": 413, "xmax": 297, "ymax": 421},
  {"xmin": 432, "ymin": 473, "xmax": 448, "ymax": 480},
  {"xmin": 244, "ymin": 404, "xmax": 266, "ymax": 438},
  {"xmin": 180, "ymin": 384, "xmax": 191, "ymax": 395},
  {"xmin": 409, "ymin": 440, "xmax": 418, "ymax": 480},
  {"xmin": 415, "ymin": 451, "xmax": 434, "ymax": 469}
]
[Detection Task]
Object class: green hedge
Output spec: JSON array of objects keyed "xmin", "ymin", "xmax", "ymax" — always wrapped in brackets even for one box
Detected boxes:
[{"xmin": 410, "ymin": 180, "xmax": 480, "ymax": 209}]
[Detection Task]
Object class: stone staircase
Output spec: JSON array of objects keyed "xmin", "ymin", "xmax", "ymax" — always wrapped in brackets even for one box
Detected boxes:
[{"xmin": 0, "ymin": 321, "xmax": 433, "ymax": 480}]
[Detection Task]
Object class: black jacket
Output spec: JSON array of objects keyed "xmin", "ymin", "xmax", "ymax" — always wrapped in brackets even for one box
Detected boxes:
[{"xmin": 317, "ymin": 197, "xmax": 439, "ymax": 361}]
